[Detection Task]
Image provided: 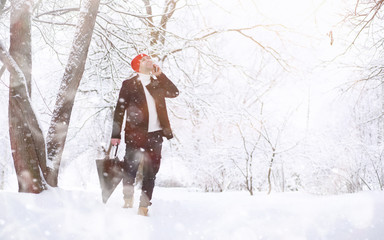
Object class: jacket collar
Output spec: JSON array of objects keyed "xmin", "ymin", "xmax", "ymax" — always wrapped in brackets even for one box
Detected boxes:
[{"xmin": 132, "ymin": 74, "xmax": 158, "ymax": 87}]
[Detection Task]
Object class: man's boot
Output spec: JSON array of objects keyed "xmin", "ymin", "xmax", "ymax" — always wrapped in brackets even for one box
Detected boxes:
[
  {"xmin": 122, "ymin": 196, "xmax": 134, "ymax": 208},
  {"xmin": 138, "ymin": 207, "xmax": 148, "ymax": 216}
]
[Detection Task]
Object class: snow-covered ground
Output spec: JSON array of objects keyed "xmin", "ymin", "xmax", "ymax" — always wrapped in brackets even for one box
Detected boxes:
[{"xmin": 0, "ymin": 187, "xmax": 383, "ymax": 240}]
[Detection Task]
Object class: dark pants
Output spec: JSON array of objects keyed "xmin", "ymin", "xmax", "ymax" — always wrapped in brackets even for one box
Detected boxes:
[{"xmin": 122, "ymin": 131, "xmax": 163, "ymax": 207}]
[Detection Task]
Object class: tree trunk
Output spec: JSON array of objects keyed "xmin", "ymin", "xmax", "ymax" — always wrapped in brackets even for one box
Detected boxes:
[
  {"xmin": 9, "ymin": 0, "xmax": 32, "ymax": 96},
  {"xmin": 45, "ymin": 0, "xmax": 101, "ymax": 187},
  {"xmin": 267, "ymin": 149, "xmax": 276, "ymax": 195},
  {"xmin": 1, "ymin": 1, "xmax": 47, "ymax": 193},
  {"xmin": 141, "ymin": 0, "xmax": 177, "ymax": 57},
  {"xmin": 6, "ymin": 0, "xmax": 47, "ymax": 193},
  {"xmin": 8, "ymin": 97, "xmax": 46, "ymax": 193}
]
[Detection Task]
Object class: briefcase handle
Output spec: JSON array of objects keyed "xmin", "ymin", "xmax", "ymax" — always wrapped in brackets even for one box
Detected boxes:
[
  {"xmin": 111, "ymin": 145, "xmax": 118, "ymax": 159},
  {"xmin": 106, "ymin": 144, "xmax": 119, "ymax": 159}
]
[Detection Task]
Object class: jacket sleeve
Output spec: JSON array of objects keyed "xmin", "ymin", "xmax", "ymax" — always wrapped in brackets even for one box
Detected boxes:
[
  {"xmin": 111, "ymin": 82, "xmax": 128, "ymax": 139},
  {"xmin": 157, "ymin": 73, "xmax": 179, "ymax": 98}
]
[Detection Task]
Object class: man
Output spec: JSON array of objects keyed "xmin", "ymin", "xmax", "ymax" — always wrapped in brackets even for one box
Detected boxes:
[{"xmin": 111, "ymin": 54, "xmax": 179, "ymax": 216}]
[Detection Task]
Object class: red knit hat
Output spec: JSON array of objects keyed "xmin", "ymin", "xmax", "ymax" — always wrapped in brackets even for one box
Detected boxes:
[{"xmin": 131, "ymin": 53, "xmax": 148, "ymax": 72}]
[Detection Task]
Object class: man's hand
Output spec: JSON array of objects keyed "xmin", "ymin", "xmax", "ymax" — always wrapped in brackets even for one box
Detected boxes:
[
  {"xmin": 111, "ymin": 138, "xmax": 120, "ymax": 146},
  {"xmin": 152, "ymin": 64, "xmax": 162, "ymax": 77}
]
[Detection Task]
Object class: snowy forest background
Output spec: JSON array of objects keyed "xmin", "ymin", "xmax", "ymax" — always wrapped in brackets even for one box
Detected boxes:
[{"xmin": 1, "ymin": 0, "xmax": 384, "ymax": 195}]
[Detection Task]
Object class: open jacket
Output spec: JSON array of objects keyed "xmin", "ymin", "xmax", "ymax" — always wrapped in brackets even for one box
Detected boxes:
[{"xmin": 112, "ymin": 73, "xmax": 179, "ymax": 146}]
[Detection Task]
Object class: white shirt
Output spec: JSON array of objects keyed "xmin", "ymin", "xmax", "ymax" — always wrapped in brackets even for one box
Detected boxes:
[{"xmin": 138, "ymin": 73, "xmax": 162, "ymax": 132}]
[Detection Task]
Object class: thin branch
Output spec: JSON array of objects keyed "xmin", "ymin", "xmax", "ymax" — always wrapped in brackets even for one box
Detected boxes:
[
  {"xmin": 0, "ymin": 41, "xmax": 26, "ymax": 83},
  {"xmin": 193, "ymin": 25, "xmax": 289, "ymax": 71},
  {"xmin": 32, "ymin": 17, "xmax": 76, "ymax": 27},
  {"xmin": 236, "ymin": 123, "xmax": 249, "ymax": 155},
  {"xmin": 359, "ymin": 176, "xmax": 372, "ymax": 190},
  {"xmin": 193, "ymin": 24, "xmax": 286, "ymax": 41},
  {"xmin": 0, "ymin": 64, "xmax": 5, "ymax": 79},
  {"xmin": 66, "ymin": 108, "xmax": 106, "ymax": 142},
  {"xmin": 0, "ymin": 64, "xmax": 8, "ymax": 88},
  {"xmin": 32, "ymin": 77, "xmax": 53, "ymax": 115},
  {"xmin": 237, "ymin": 31, "xmax": 289, "ymax": 71},
  {"xmin": 348, "ymin": 0, "xmax": 384, "ymax": 49},
  {"xmin": 34, "ymin": 7, "xmax": 79, "ymax": 18},
  {"xmin": 355, "ymin": 0, "xmax": 360, "ymax": 15},
  {"xmin": 159, "ymin": 0, "xmax": 178, "ymax": 45},
  {"xmin": 93, "ymin": 27, "xmax": 132, "ymax": 65},
  {"xmin": 105, "ymin": 2, "xmax": 184, "ymax": 19},
  {"xmin": 231, "ymin": 158, "xmax": 247, "ymax": 179}
]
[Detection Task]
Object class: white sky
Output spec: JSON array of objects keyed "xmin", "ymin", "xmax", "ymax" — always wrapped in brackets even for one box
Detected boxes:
[{"xmin": 188, "ymin": 0, "xmax": 362, "ymax": 144}]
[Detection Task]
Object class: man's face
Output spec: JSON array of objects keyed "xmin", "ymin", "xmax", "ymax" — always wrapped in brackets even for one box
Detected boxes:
[{"xmin": 139, "ymin": 56, "xmax": 153, "ymax": 73}]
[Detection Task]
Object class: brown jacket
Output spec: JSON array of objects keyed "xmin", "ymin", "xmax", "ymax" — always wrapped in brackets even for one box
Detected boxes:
[{"xmin": 112, "ymin": 73, "xmax": 179, "ymax": 146}]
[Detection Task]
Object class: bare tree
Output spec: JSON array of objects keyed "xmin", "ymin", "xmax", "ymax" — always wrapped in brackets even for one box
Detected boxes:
[
  {"xmin": 1, "ymin": 0, "xmax": 47, "ymax": 193},
  {"xmin": 234, "ymin": 123, "xmax": 261, "ymax": 196},
  {"xmin": 0, "ymin": 41, "xmax": 46, "ymax": 192},
  {"xmin": 1, "ymin": 0, "xmax": 101, "ymax": 191},
  {"xmin": 45, "ymin": 0, "xmax": 101, "ymax": 187},
  {"xmin": 340, "ymin": 0, "xmax": 384, "ymax": 191},
  {"xmin": 344, "ymin": 0, "xmax": 384, "ymax": 48}
]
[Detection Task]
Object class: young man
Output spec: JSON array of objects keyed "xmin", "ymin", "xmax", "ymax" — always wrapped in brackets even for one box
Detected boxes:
[{"xmin": 111, "ymin": 54, "xmax": 179, "ymax": 216}]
